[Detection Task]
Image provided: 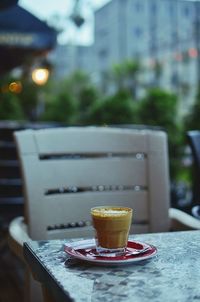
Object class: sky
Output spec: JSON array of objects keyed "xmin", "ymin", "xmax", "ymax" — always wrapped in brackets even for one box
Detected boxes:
[{"xmin": 19, "ymin": 0, "xmax": 111, "ymax": 45}]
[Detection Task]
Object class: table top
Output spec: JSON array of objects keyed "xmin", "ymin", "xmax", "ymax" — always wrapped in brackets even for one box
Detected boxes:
[{"xmin": 24, "ymin": 230, "xmax": 200, "ymax": 302}]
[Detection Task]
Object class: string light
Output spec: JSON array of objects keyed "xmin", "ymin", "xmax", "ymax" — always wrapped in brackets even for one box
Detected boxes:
[{"xmin": 188, "ymin": 48, "xmax": 198, "ymax": 58}]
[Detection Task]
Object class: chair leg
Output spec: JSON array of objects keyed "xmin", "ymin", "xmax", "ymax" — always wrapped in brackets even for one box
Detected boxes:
[
  {"xmin": 24, "ymin": 267, "xmax": 43, "ymax": 302},
  {"xmin": 42, "ymin": 286, "xmax": 57, "ymax": 302}
]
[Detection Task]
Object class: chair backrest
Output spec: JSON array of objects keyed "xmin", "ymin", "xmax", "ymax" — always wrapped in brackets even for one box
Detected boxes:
[
  {"xmin": 187, "ymin": 130, "xmax": 200, "ymax": 204},
  {"xmin": 14, "ymin": 127, "xmax": 170, "ymax": 240}
]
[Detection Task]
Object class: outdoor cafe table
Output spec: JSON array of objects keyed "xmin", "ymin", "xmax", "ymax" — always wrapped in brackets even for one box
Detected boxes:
[{"xmin": 23, "ymin": 230, "xmax": 200, "ymax": 302}]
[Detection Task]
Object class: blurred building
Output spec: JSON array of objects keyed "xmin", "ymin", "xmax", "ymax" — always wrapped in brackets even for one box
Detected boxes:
[
  {"xmin": 49, "ymin": 43, "xmax": 94, "ymax": 79},
  {"xmin": 50, "ymin": 0, "xmax": 200, "ymax": 113}
]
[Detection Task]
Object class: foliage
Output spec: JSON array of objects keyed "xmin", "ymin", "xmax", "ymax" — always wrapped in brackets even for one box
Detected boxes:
[
  {"xmin": 86, "ymin": 90, "xmax": 138, "ymax": 125},
  {"xmin": 0, "ymin": 90, "xmax": 25, "ymax": 120},
  {"xmin": 16, "ymin": 79, "xmax": 40, "ymax": 121},
  {"xmin": 110, "ymin": 59, "xmax": 140, "ymax": 96},
  {"xmin": 41, "ymin": 90, "xmax": 77, "ymax": 124},
  {"xmin": 137, "ymin": 88, "xmax": 184, "ymax": 180},
  {"xmin": 41, "ymin": 71, "xmax": 99, "ymax": 125},
  {"xmin": 183, "ymin": 89, "xmax": 200, "ymax": 131},
  {"xmin": 0, "ymin": 74, "xmax": 25, "ymax": 120},
  {"xmin": 77, "ymin": 85, "xmax": 100, "ymax": 124},
  {"xmin": 62, "ymin": 71, "xmax": 92, "ymax": 100},
  {"xmin": 137, "ymin": 88, "xmax": 178, "ymax": 128}
]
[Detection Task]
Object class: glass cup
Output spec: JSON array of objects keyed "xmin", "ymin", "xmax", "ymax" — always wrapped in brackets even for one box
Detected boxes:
[{"xmin": 91, "ymin": 206, "xmax": 133, "ymax": 257}]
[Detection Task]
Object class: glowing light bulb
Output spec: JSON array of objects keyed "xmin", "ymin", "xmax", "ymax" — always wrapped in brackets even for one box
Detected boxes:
[{"xmin": 32, "ymin": 68, "xmax": 49, "ymax": 85}]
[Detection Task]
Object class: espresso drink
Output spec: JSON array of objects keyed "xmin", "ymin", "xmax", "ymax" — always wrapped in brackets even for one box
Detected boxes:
[{"xmin": 91, "ymin": 206, "xmax": 132, "ymax": 253}]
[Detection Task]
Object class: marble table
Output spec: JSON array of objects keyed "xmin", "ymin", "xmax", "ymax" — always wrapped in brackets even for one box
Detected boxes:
[{"xmin": 24, "ymin": 230, "xmax": 200, "ymax": 302}]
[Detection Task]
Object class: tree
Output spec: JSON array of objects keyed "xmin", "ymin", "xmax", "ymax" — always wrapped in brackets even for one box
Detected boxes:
[
  {"xmin": 77, "ymin": 85, "xmax": 99, "ymax": 124},
  {"xmin": 110, "ymin": 59, "xmax": 141, "ymax": 96},
  {"xmin": 41, "ymin": 91, "xmax": 77, "ymax": 124},
  {"xmin": 51, "ymin": 71, "xmax": 100, "ymax": 125},
  {"xmin": 86, "ymin": 90, "xmax": 138, "ymax": 125},
  {"xmin": 15, "ymin": 79, "xmax": 40, "ymax": 121},
  {"xmin": 0, "ymin": 91, "xmax": 25, "ymax": 120},
  {"xmin": 184, "ymin": 89, "xmax": 200, "ymax": 131},
  {"xmin": 137, "ymin": 88, "xmax": 178, "ymax": 128},
  {"xmin": 137, "ymin": 88, "xmax": 183, "ymax": 180}
]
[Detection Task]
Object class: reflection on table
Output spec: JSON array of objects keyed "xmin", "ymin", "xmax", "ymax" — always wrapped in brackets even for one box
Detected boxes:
[{"xmin": 24, "ymin": 231, "xmax": 200, "ymax": 302}]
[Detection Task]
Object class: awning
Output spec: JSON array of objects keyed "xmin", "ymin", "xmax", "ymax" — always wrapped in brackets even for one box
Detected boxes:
[
  {"xmin": 0, "ymin": 0, "xmax": 18, "ymax": 10},
  {"xmin": 0, "ymin": 4, "xmax": 57, "ymax": 73}
]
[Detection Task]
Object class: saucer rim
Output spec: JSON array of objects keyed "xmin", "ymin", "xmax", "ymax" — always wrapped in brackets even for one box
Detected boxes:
[{"xmin": 64, "ymin": 239, "xmax": 157, "ymax": 265}]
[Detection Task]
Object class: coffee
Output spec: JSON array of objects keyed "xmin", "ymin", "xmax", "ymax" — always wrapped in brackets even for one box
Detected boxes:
[{"xmin": 91, "ymin": 206, "xmax": 133, "ymax": 255}]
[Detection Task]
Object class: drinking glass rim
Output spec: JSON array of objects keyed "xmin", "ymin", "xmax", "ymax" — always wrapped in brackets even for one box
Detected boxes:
[{"xmin": 91, "ymin": 206, "xmax": 133, "ymax": 213}]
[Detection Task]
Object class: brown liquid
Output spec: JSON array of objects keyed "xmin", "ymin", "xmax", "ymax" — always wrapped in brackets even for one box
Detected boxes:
[{"xmin": 91, "ymin": 207, "xmax": 132, "ymax": 249}]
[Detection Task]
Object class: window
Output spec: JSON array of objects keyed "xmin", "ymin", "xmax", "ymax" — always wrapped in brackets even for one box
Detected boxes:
[
  {"xmin": 134, "ymin": 26, "xmax": 143, "ymax": 38},
  {"xmin": 150, "ymin": 3, "xmax": 157, "ymax": 15},
  {"xmin": 135, "ymin": 1, "xmax": 143, "ymax": 12},
  {"xmin": 98, "ymin": 48, "xmax": 108, "ymax": 59},
  {"xmin": 98, "ymin": 29, "xmax": 108, "ymax": 37},
  {"xmin": 183, "ymin": 6, "xmax": 190, "ymax": 17},
  {"xmin": 169, "ymin": 3, "xmax": 174, "ymax": 15}
]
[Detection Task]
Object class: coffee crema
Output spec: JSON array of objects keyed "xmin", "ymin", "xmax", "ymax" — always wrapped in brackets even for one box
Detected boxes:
[{"xmin": 91, "ymin": 207, "xmax": 131, "ymax": 218}]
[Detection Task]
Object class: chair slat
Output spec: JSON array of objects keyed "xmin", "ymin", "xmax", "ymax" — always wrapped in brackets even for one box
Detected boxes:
[
  {"xmin": 27, "ymin": 190, "xmax": 148, "ymax": 239},
  {"xmin": 43, "ymin": 190, "xmax": 148, "ymax": 224},
  {"xmin": 15, "ymin": 127, "xmax": 157, "ymax": 154},
  {"xmin": 0, "ymin": 162, "xmax": 21, "ymax": 178},
  {"xmin": 22, "ymin": 156, "xmax": 147, "ymax": 189},
  {"xmin": 0, "ymin": 183, "xmax": 22, "ymax": 197},
  {"xmin": 0, "ymin": 145, "xmax": 17, "ymax": 160}
]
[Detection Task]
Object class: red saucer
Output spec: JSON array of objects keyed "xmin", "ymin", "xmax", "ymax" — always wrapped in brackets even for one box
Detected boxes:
[{"xmin": 64, "ymin": 239, "xmax": 157, "ymax": 265}]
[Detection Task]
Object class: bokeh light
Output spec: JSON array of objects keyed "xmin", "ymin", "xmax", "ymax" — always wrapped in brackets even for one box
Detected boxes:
[
  {"xmin": 9, "ymin": 81, "xmax": 23, "ymax": 93},
  {"xmin": 31, "ymin": 68, "xmax": 49, "ymax": 85}
]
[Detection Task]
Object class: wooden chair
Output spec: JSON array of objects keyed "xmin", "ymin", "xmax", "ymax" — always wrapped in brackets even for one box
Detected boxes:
[{"xmin": 7, "ymin": 126, "xmax": 199, "ymax": 302}]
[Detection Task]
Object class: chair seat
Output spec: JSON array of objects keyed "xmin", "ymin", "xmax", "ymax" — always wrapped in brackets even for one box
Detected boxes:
[{"xmin": 8, "ymin": 216, "xmax": 30, "ymax": 261}]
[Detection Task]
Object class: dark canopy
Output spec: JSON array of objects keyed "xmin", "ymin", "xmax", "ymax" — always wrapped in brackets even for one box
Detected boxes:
[
  {"xmin": 0, "ymin": 4, "xmax": 57, "ymax": 73},
  {"xmin": 0, "ymin": 0, "xmax": 18, "ymax": 10}
]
